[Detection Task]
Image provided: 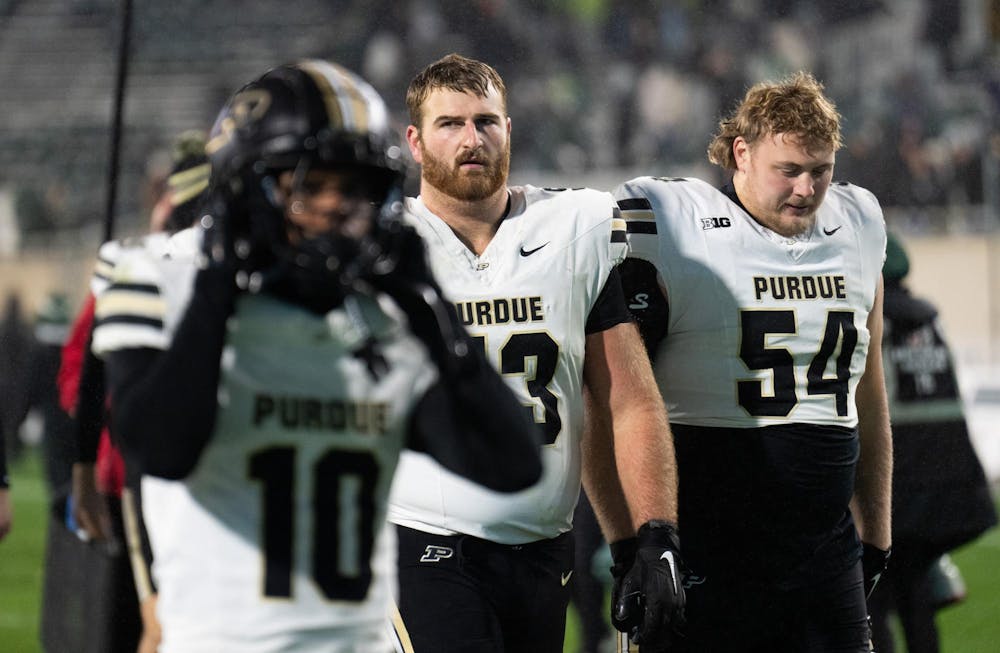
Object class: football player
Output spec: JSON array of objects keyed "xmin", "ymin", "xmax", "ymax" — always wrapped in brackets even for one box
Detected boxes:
[
  {"xmin": 613, "ymin": 72, "xmax": 893, "ymax": 651},
  {"xmin": 92, "ymin": 59, "xmax": 543, "ymax": 653},
  {"xmin": 387, "ymin": 54, "xmax": 683, "ymax": 653}
]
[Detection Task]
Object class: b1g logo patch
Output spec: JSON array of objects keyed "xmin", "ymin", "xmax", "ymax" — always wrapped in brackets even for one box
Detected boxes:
[
  {"xmin": 701, "ymin": 216, "xmax": 732, "ymax": 230},
  {"xmin": 420, "ymin": 545, "xmax": 454, "ymax": 562}
]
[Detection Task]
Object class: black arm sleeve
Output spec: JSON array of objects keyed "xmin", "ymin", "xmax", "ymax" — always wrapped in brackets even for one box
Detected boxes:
[
  {"xmin": 585, "ymin": 265, "xmax": 632, "ymax": 335},
  {"xmin": 618, "ymin": 258, "xmax": 669, "ymax": 361},
  {"xmin": 104, "ymin": 266, "xmax": 235, "ymax": 480},
  {"xmin": 407, "ymin": 341, "xmax": 543, "ymax": 494},
  {"xmin": 74, "ymin": 329, "xmax": 106, "ymax": 463}
]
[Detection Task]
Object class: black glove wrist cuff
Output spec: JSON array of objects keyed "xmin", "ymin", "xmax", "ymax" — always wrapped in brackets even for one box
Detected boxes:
[
  {"xmin": 637, "ymin": 519, "xmax": 680, "ymax": 551},
  {"xmin": 609, "ymin": 537, "xmax": 637, "ymax": 565},
  {"xmin": 862, "ymin": 542, "xmax": 891, "ymax": 568}
]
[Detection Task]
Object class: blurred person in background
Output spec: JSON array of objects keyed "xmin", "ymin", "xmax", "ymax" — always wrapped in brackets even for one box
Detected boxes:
[
  {"xmin": 0, "ymin": 293, "xmax": 33, "ymax": 464},
  {"xmin": 45, "ymin": 130, "xmax": 211, "ymax": 653},
  {"xmin": 28, "ymin": 292, "xmax": 75, "ymax": 499},
  {"xmin": 0, "ymin": 419, "xmax": 9, "ymax": 541},
  {"xmin": 868, "ymin": 232, "xmax": 997, "ymax": 653}
]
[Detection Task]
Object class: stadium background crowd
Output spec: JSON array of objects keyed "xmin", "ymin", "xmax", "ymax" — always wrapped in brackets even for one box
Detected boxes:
[
  {"xmin": 0, "ymin": 0, "xmax": 998, "ymax": 651},
  {"xmin": 0, "ymin": 0, "xmax": 998, "ymax": 239},
  {"xmin": 5, "ymin": 0, "xmax": 998, "ymax": 466}
]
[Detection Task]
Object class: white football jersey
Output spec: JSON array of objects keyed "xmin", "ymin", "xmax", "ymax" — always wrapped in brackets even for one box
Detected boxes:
[
  {"xmin": 93, "ymin": 241, "xmax": 438, "ymax": 653},
  {"xmin": 90, "ymin": 231, "xmax": 171, "ymax": 296},
  {"xmin": 614, "ymin": 177, "xmax": 886, "ymax": 428},
  {"xmin": 388, "ymin": 185, "xmax": 627, "ymax": 544}
]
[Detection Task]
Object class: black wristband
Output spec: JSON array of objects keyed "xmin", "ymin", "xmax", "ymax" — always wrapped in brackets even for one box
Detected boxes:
[{"xmin": 636, "ymin": 520, "xmax": 680, "ymax": 551}]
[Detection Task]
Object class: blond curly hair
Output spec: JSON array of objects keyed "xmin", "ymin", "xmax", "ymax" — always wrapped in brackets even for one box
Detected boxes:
[{"xmin": 707, "ymin": 71, "xmax": 842, "ymax": 170}]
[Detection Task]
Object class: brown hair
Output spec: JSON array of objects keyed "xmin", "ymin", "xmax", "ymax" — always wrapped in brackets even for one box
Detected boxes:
[
  {"xmin": 405, "ymin": 53, "xmax": 507, "ymax": 129},
  {"xmin": 707, "ymin": 71, "xmax": 843, "ymax": 170}
]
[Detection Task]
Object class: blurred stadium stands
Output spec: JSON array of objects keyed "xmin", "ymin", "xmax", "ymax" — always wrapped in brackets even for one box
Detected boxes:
[{"xmin": 0, "ymin": 0, "xmax": 998, "ymax": 473}]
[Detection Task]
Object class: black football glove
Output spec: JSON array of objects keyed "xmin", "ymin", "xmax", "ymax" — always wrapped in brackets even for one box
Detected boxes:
[
  {"xmin": 610, "ymin": 537, "xmax": 639, "ymax": 635},
  {"xmin": 360, "ymin": 225, "xmax": 476, "ymax": 381},
  {"xmin": 862, "ymin": 543, "xmax": 891, "ymax": 599},
  {"xmin": 612, "ymin": 520, "xmax": 686, "ymax": 649}
]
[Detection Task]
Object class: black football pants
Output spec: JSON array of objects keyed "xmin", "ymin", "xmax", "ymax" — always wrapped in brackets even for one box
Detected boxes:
[
  {"xmin": 673, "ymin": 560, "xmax": 871, "ymax": 653},
  {"xmin": 392, "ymin": 524, "xmax": 574, "ymax": 653}
]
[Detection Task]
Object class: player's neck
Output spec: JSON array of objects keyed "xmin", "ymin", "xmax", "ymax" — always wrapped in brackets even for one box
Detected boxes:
[{"xmin": 419, "ymin": 183, "xmax": 510, "ymax": 256}]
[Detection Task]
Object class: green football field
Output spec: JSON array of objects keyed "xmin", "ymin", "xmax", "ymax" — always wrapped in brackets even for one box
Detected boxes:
[{"xmin": 2, "ymin": 449, "xmax": 998, "ymax": 652}]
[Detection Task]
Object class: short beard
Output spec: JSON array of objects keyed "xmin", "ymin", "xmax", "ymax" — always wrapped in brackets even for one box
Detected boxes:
[{"xmin": 419, "ymin": 140, "xmax": 510, "ymax": 201}]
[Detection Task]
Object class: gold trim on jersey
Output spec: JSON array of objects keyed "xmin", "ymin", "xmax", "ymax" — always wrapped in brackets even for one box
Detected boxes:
[
  {"xmin": 93, "ymin": 258, "xmax": 114, "ymax": 283},
  {"xmin": 616, "ymin": 200, "xmax": 656, "ymax": 223},
  {"xmin": 95, "ymin": 287, "xmax": 166, "ymax": 323},
  {"xmin": 611, "ymin": 217, "xmax": 628, "ymax": 243}
]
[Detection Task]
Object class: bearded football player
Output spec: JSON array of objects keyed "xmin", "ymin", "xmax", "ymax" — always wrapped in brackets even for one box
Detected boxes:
[{"xmin": 387, "ymin": 53, "xmax": 684, "ymax": 653}]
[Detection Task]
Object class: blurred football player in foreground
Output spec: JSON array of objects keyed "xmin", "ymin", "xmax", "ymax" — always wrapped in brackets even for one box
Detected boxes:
[{"xmin": 93, "ymin": 59, "xmax": 542, "ymax": 653}]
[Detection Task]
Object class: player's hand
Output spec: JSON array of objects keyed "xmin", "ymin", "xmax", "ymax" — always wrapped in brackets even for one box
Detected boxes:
[
  {"xmin": 198, "ymin": 189, "xmax": 238, "ymax": 271},
  {"xmin": 862, "ymin": 542, "xmax": 891, "ymax": 599},
  {"xmin": 612, "ymin": 520, "xmax": 686, "ymax": 649},
  {"xmin": 361, "ymin": 226, "xmax": 473, "ymax": 380},
  {"xmin": 609, "ymin": 537, "xmax": 638, "ymax": 634},
  {"xmin": 71, "ymin": 463, "xmax": 115, "ymax": 542},
  {"xmin": 138, "ymin": 593, "xmax": 162, "ymax": 653}
]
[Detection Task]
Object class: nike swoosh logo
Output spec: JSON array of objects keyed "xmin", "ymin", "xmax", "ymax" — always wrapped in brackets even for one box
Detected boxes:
[
  {"xmin": 823, "ymin": 226, "xmax": 843, "ymax": 236},
  {"xmin": 561, "ymin": 571, "xmax": 573, "ymax": 586},
  {"xmin": 519, "ymin": 242, "xmax": 549, "ymax": 257},
  {"xmin": 660, "ymin": 551, "xmax": 680, "ymax": 592}
]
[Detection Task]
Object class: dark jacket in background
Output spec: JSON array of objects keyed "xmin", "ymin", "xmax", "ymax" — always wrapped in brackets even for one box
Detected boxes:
[{"xmin": 882, "ymin": 280, "xmax": 996, "ymax": 560}]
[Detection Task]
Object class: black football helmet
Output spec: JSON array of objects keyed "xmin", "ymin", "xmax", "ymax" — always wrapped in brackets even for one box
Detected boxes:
[{"xmin": 203, "ymin": 59, "xmax": 408, "ymax": 311}]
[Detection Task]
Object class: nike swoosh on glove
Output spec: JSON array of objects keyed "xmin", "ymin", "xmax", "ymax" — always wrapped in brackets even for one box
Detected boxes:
[
  {"xmin": 612, "ymin": 520, "xmax": 686, "ymax": 650},
  {"xmin": 862, "ymin": 542, "xmax": 891, "ymax": 599}
]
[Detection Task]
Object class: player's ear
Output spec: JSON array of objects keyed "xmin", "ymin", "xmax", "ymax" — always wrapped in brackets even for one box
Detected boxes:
[
  {"xmin": 733, "ymin": 136, "xmax": 750, "ymax": 171},
  {"xmin": 406, "ymin": 124, "xmax": 423, "ymax": 163}
]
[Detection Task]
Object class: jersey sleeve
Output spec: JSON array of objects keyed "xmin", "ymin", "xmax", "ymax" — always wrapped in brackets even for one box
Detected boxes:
[
  {"xmin": 97, "ymin": 252, "xmax": 233, "ymax": 480},
  {"xmin": 612, "ymin": 178, "xmax": 670, "ymax": 351},
  {"xmin": 584, "ymin": 265, "xmax": 631, "ymax": 334},
  {"xmin": 579, "ymin": 189, "xmax": 631, "ymax": 334},
  {"xmin": 612, "ymin": 178, "xmax": 661, "ymax": 266},
  {"xmin": 91, "ymin": 248, "xmax": 178, "ymax": 356},
  {"xmin": 90, "ymin": 239, "xmax": 123, "ymax": 296},
  {"xmin": 618, "ymin": 258, "xmax": 669, "ymax": 358}
]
